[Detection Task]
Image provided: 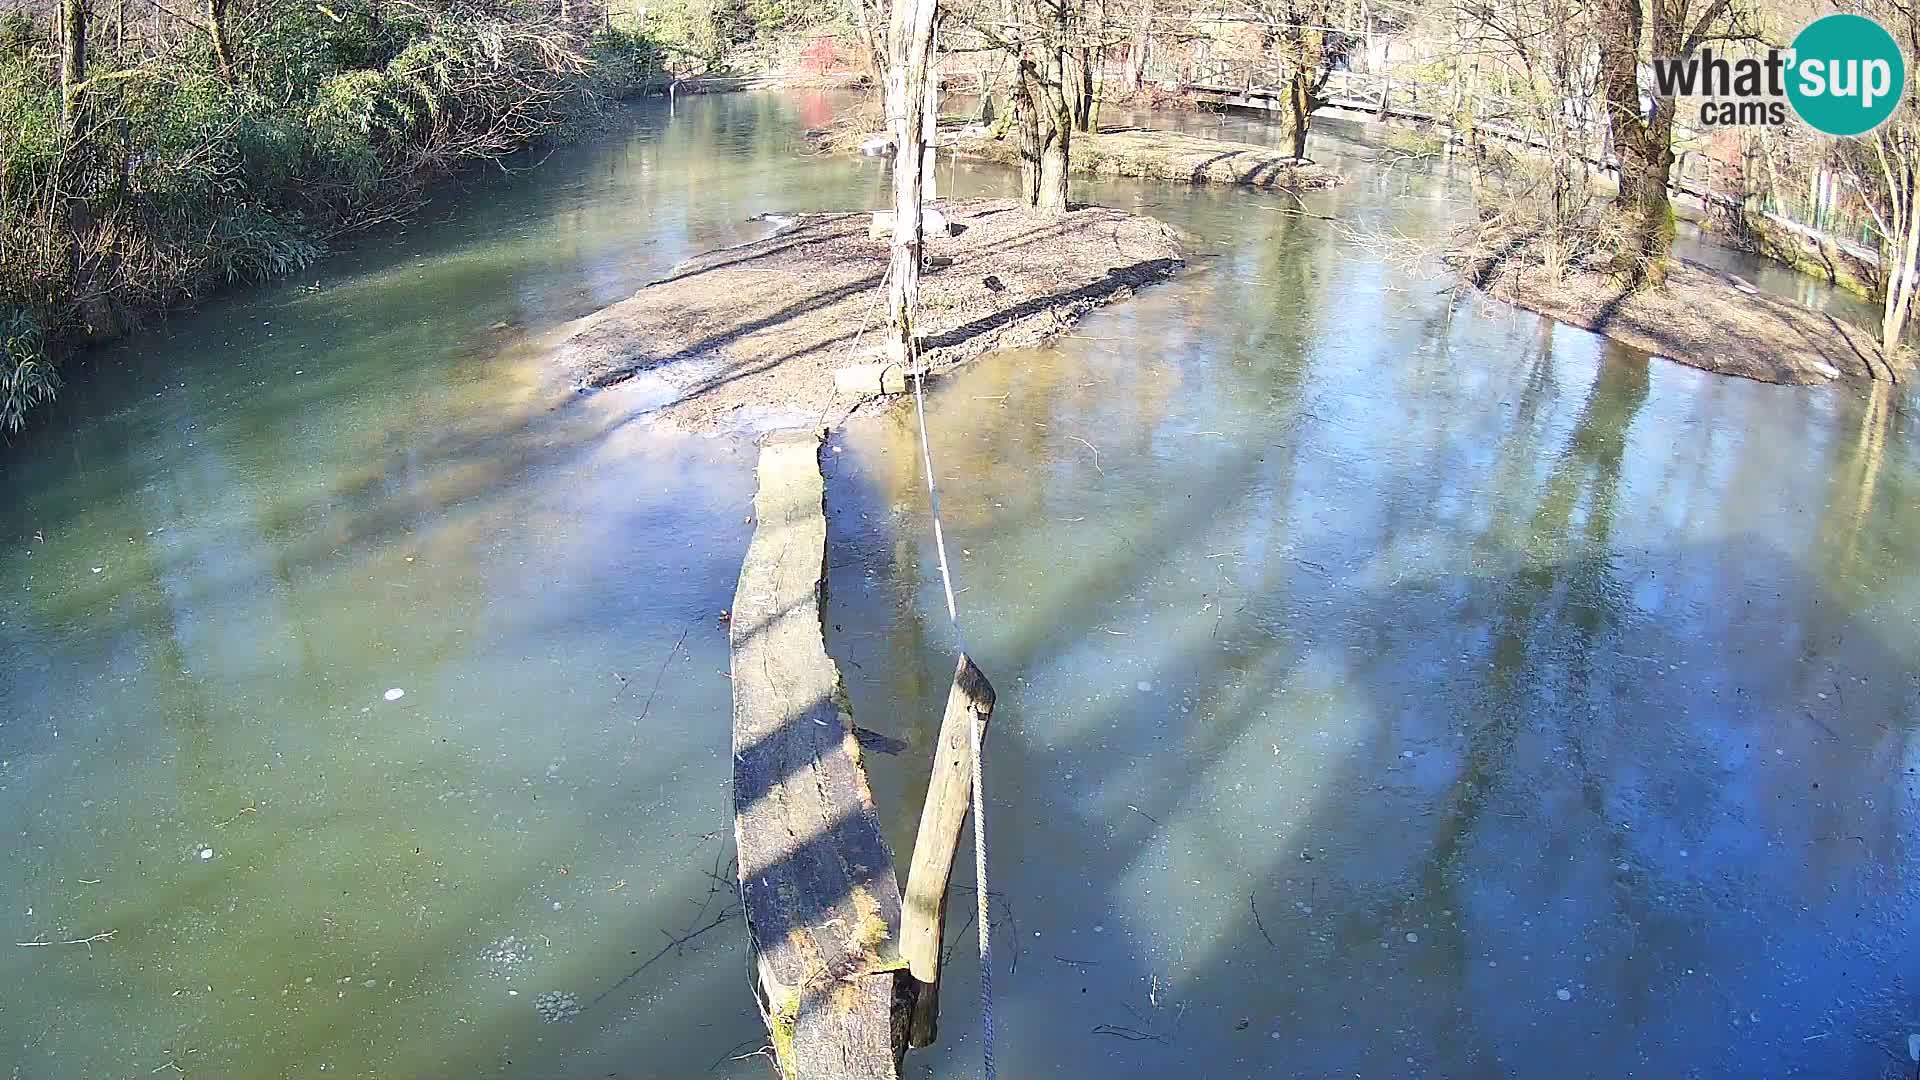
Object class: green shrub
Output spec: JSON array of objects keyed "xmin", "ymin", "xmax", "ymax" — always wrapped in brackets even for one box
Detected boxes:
[
  {"xmin": 0, "ymin": 1, "xmax": 665, "ymax": 438},
  {"xmin": 590, "ymin": 26, "xmax": 663, "ymax": 97},
  {"xmin": 1, "ymin": 309, "xmax": 56, "ymax": 434}
]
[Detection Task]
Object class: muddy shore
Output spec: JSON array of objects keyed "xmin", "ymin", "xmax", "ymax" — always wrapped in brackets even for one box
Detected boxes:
[
  {"xmin": 1462, "ymin": 251, "xmax": 1896, "ymax": 385},
  {"xmin": 545, "ymin": 197, "xmax": 1182, "ymax": 433},
  {"xmin": 949, "ymin": 126, "xmax": 1344, "ymax": 192}
]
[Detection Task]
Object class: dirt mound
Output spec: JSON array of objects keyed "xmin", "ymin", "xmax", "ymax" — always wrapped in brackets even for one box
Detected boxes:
[
  {"xmin": 1462, "ymin": 251, "xmax": 1895, "ymax": 385},
  {"xmin": 544, "ymin": 197, "xmax": 1183, "ymax": 434},
  {"xmin": 951, "ymin": 127, "xmax": 1344, "ymax": 192}
]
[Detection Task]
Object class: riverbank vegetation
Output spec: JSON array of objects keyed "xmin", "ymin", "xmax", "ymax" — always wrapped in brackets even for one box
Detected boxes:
[
  {"xmin": 1132, "ymin": 0, "xmax": 1916, "ymax": 374},
  {"xmin": 1400, "ymin": 0, "xmax": 1914, "ymax": 379},
  {"xmin": 839, "ymin": 0, "xmax": 1915, "ymax": 377},
  {"xmin": 11, "ymin": 0, "xmax": 1914, "ymax": 434},
  {"xmin": 0, "ymin": 0, "xmax": 662, "ymax": 433}
]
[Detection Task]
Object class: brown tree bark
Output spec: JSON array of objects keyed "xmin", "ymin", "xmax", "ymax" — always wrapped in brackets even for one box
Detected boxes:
[
  {"xmin": 1006, "ymin": 0, "xmax": 1071, "ymax": 213},
  {"xmin": 1034, "ymin": 29, "xmax": 1072, "ymax": 211},
  {"xmin": 1268, "ymin": 16, "xmax": 1327, "ymax": 163},
  {"xmin": 1595, "ymin": 0, "xmax": 1732, "ymax": 282},
  {"xmin": 1595, "ymin": 0, "xmax": 1673, "ymax": 280},
  {"xmin": 1280, "ymin": 67, "xmax": 1310, "ymax": 159},
  {"xmin": 1067, "ymin": 48, "xmax": 1097, "ymax": 131}
]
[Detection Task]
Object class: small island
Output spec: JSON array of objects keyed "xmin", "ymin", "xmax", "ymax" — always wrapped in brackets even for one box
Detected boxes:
[{"xmin": 545, "ymin": 197, "xmax": 1183, "ymax": 433}]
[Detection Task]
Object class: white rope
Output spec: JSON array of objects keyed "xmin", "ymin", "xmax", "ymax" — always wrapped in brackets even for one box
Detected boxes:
[
  {"xmin": 968, "ymin": 675, "xmax": 994, "ymax": 1080},
  {"xmin": 910, "ymin": 364, "xmax": 962, "ymax": 633},
  {"xmin": 909, "ymin": 361, "xmax": 994, "ymax": 1080}
]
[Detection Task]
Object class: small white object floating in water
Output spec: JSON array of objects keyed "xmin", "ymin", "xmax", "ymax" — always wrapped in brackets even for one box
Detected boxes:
[
  {"xmin": 198, "ymin": 847, "xmax": 214, "ymax": 861},
  {"xmin": 383, "ymin": 687, "xmax": 406, "ymax": 702},
  {"xmin": 749, "ymin": 212, "xmax": 798, "ymax": 230},
  {"xmin": 859, "ymin": 134, "xmax": 893, "ymax": 156}
]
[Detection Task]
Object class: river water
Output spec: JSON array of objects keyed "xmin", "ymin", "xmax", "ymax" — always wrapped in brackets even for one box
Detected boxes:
[{"xmin": 2, "ymin": 92, "xmax": 1916, "ymax": 1079}]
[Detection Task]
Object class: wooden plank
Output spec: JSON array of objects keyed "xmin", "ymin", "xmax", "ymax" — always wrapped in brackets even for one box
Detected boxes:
[
  {"xmin": 731, "ymin": 429, "xmax": 904, "ymax": 1079},
  {"xmin": 899, "ymin": 654, "xmax": 996, "ymax": 1048}
]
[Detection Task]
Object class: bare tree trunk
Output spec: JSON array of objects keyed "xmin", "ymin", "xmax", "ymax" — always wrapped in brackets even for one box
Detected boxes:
[
  {"xmin": 1007, "ymin": 0, "xmax": 1070, "ymax": 213},
  {"xmin": 1124, "ymin": 0, "xmax": 1152, "ymax": 92},
  {"xmin": 1281, "ymin": 67, "xmax": 1309, "ymax": 160},
  {"xmin": 884, "ymin": 0, "xmax": 938, "ymax": 364},
  {"xmin": 849, "ymin": 0, "xmax": 884, "ymax": 87},
  {"xmin": 60, "ymin": 0, "xmax": 87, "ymax": 131},
  {"xmin": 1011, "ymin": 57, "xmax": 1043, "ymax": 205},
  {"xmin": 1595, "ymin": 0, "xmax": 1677, "ymax": 282},
  {"xmin": 1067, "ymin": 48, "xmax": 1097, "ymax": 131},
  {"xmin": 205, "ymin": 0, "xmax": 234, "ymax": 81},
  {"xmin": 1879, "ymin": 154, "xmax": 1918, "ymax": 369},
  {"xmin": 1035, "ymin": 17, "xmax": 1071, "ymax": 212}
]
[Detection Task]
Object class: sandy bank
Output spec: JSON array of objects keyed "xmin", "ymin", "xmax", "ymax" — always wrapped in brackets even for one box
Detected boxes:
[
  {"xmin": 948, "ymin": 126, "xmax": 1343, "ymax": 192},
  {"xmin": 545, "ymin": 197, "xmax": 1182, "ymax": 433}
]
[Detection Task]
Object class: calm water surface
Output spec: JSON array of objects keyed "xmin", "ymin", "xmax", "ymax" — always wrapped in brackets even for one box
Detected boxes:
[{"xmin": 2, "ymin": 93, "xmax": 1917, "ymax": 1079}]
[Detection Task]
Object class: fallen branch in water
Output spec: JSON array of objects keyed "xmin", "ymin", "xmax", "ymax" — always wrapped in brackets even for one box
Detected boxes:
[
  {"xmin": 1092, "ymin": 1024, "xmax": 1166, "ymax": 1042},
  {"xmin": 710, "ymin": 1041, "xmax": 777, "ymax": 1072},
  {"xmin": 1250, "ymin": 891, "xmax": 1278, "ymax": 949},
  {"xmin": 587, "ymin": 841, "xmax": 740, "ymax": 1012},
  {"xmin": 942, "ymin": 883, "xmax": 1020, "ymax": 974},
  {"xmin": 17, "ymin": 929, "xmax": 117, "ymax": 953},
  {"xmin": 587, "ymin": 903, "xmax": 741, "ymax": 1012},
  {"xmin": 624, "ymin": 623, "xmax": 692, "ymax": 765}
]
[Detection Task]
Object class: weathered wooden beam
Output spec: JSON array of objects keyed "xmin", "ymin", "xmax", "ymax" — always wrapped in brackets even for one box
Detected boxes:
[
  {"xmin": 731, "ymin": 430, "xmax": 906, "ymax": 1079},
  {"xmin": 898, "ymin": 653, "xmax": 996, "ymax": 1048}
]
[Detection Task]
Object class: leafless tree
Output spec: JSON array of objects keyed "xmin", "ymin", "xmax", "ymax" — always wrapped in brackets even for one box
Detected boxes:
[
  {"xmin": 1592, "ymin": 0, "xmax": 1749, "ymax": 281},
  {"xmin": 1832, "ymin": 0, "xmax": 1916, "ymax": 371}
]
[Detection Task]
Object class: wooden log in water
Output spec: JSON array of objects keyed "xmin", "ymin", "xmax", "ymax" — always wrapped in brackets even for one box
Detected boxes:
[
  {"xmin": 731, "ymin": 429, "xmax": 906, "ymax": 1079},
  {"xmin": 898, "ymin": 653, "xmax": 996, "ymax": 1048}
]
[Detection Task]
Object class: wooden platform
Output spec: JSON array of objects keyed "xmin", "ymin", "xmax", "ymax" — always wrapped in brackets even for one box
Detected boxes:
[{"xmin": 730, "ymin": 430, "xmax": 905, "ymax": 1078}]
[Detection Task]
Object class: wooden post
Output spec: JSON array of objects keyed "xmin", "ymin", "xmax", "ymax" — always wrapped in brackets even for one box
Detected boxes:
[
  {"xmin": 898, "ymin": 653, "xmax": 996, "ymax": 1048},
  {"xmin": 884, "ymin": 0, "xmax": 938, "ymax": 365}
]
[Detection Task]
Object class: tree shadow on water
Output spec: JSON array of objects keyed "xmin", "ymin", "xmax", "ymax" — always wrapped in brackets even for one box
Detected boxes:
[{"xmin": 824, "ymin": 345, "xmax": 1920, "ymax": 1080}]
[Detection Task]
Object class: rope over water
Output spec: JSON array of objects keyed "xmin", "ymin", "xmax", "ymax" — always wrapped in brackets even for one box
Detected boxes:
[{"xmin": 909, "ymin": 356, "xmax": 995, "ymax": 1080}]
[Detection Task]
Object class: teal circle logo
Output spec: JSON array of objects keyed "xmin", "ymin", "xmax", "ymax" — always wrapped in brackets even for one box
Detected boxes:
[{"xmin": 1787, "ymin": 13, "xmax": 1905, "ymax": 136}]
